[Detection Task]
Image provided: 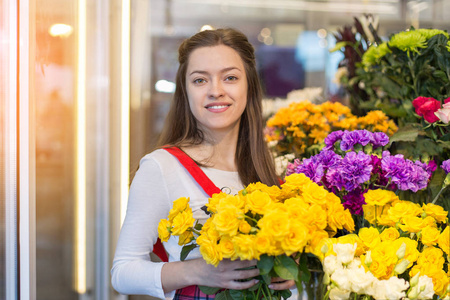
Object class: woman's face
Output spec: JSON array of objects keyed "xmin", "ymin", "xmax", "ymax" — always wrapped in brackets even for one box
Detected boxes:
[{"xmin": 185, "ymin": 44, "xmax": 248, "ymax": 137}]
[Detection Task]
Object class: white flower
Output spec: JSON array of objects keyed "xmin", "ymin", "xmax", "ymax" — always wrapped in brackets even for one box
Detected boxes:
[
  {"xmin": 347, "ymin": 257, "xmax": 362, "ymax": 270},
  {"xmin": 435, "ymin": 103, "xmax": 450, "ymax": 123},
  {"xmin": 333, "ymin": 243, "xmax": 356, "ymax": 265},
  {"xmin": 329, "ymin": 287, "xmax": 351, "ymax": 300},
  {"xmin": 348, "ymin": 266, "xmax": 376, "ymax": 294},
  {"xmin": 331, "ymin": 268, "xmax": 351, "ymax": 291},
  {"xmin": 323, "ymin": 255, "xmax": 341, "ymax": 275},
  {"xmin": 416, "ymin": 275, "xmax": 434, "ymax": 299},
  {"xmin": 372, "ymin": 277, "xmax": 409, "ymax": 300}
]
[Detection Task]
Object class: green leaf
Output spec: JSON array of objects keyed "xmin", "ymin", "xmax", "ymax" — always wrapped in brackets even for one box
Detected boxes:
[
  {"xmin": 257, "ymin": 254, "xmax": 274, "ymax": 275},
  {"xmin": 280, "ymin": 289, "xmax": 292, "ymax": 300},
  {"xmin": 229, "ymin": 289, "xmax": 244, "ymax": 300},
  {"xmin": 273, "ymin": 255, "xmax": 298, "ymax": 280},
  {"xmin": 198, "ymin": 285, "xmax": 222, "ymax": 295},
  {"xmin": 388, "ymin": 125, "xmax": 421, "ymax": 145},
  {"xmin": 298, "ymin": 253, "xmax": 311, "ymax": 283},
  {"xmin": 180, "ymin": 244, "xmax": 197, "ymax": 261},
  {"xmin": 215, "ymin": 290, "xmax": 233, "ymax": 300}
]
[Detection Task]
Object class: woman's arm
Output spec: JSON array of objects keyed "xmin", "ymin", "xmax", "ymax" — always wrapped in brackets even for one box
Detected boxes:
[{"xmin": 111, "ymin": 154, "xmax": 172, "ymax": 298}]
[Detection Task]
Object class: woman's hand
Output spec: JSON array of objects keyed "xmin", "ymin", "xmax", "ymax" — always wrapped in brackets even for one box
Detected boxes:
[
  {"xmin": 161, "ymin": 258, "xmax": 260, "ymax": 293},
  {"xmin": 269, "ymin": 277, "xmax": 296, "ymax": 290},
  {"xmin": 194, "ymin": 258, "xmax": 260, "ymax": 290}
]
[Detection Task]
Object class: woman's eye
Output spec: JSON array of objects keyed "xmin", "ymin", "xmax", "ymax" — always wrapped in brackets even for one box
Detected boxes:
[
  {"xmin": 225, "ymin": 76, "xmax": 237, "ymax": 81},
  {"xmin": 193, "ymin": 78, "xmax": 205, "ymax": 84}
]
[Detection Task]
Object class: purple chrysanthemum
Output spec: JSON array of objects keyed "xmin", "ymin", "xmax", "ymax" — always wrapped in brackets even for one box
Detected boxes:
[
  {"xmin": 381, "ymin": 151, "xmax": 430, "ymax": 192},
  {"xmin": 316, "ymin": 149, "xmax": 341, "ymax": 168},
  {"xmin": 342, "ymin": 189, "xmax": 366, "ymax": 215},
  {"xmin": 326, "ymin": 151, "xmax": 373, "ymax": 191},
  {"xmin": 441, "ymin": 159, "xmax": 450, "ymax": 174},
  {"xmin": 293, "ymin": 156, "xmax": 325, "ymax": 183},
  {"xmin": 323, "ymin": 130, "xmax": 344, "ymax": 150},
  {"xmin": 340, "ymin": 130, "xmax": 372, "ymax": 151},
  {"xmin": 371, "ymin": 132, "xmax": 390, "ymax": 149}
]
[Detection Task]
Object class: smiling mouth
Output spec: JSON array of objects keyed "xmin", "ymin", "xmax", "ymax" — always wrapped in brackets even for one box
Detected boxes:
[{"xmin": 205, "ymin": 104, "xmax": 231, "ymax": 109}]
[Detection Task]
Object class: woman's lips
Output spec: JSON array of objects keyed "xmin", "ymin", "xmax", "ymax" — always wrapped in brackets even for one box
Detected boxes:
[{"xmin": 205, "ymin": 103, "xmax": 231, "ymax": 113}]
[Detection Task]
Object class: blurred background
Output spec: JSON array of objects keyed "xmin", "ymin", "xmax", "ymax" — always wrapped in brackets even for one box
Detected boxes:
[{"xmin": 1, "ymin": 0, "xmax": 450, "ymax": 299}]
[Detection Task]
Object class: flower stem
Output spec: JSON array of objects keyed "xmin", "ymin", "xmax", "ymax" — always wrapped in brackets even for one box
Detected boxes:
[{"xmin": 431, "ymin": 185, "xmax": 447, "ymax": 204}]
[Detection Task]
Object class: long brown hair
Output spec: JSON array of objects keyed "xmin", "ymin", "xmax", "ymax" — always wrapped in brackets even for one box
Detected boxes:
[{"xmin": 157, "ymin": 28, "xmax": 279, "ymax": 186}]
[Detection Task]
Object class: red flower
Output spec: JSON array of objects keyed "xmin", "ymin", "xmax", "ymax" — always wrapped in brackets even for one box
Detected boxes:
[{"xmin": 412, "ymin": 96, "xmax": 441, "ymax": 123}]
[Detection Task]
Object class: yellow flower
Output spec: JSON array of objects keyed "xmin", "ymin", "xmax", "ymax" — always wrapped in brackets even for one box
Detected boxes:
[
  {"xmin": 255, "ymin": 232, "xmax": 280, "ymax": 256},
  {"xmin": 421, "ymin": 226, "xmax": 441, "ymax": 246},
  {"xmin": 393, "ymin": 237, "xmax": 419, "ymax": 267},
  {"xmin": 388, "ymin": 200, "xmax": 423, "ymax": 224},
  {"xmin": 245, "ymin": 182, "xmax": 281, "ymax": 200},
  {"xmin": 301, "ymin": 182, "xmax": 329, "ymax": 206},
  {"xmin": 398, "ymin": 216, "xmax": 427, "ymax": 233},
  {"xmin": 438, "ymin": 226, "xmax": 449, "ymax": 255},
  {"xmin": 358, "ymin": 227, "xmax": 381, "ymax": 250},
  {"xmin": 233, "ymin": 234, "xmax": 259, "ymax": 260},
  {"xmin": 379, "ymin": 227, "xmax": 400, "ymax": 242},
  {"xmin": 212, "ymin": 206, "xmax": 242, "ymax": 237},
  {"xmin": 368, "ymin": 259, "xmax": 390, "ymax": 280},
  {"xmin": 327, "ymin": 200, "xmax": 355, "ymax": 234},
  {"xmin": 281, "ymin": 220, "xmax": 309, "ymax": 256},
  {"xmin": 282, "ymin": 173, "xmax": 313, "ymax": 192},
  {"xmin": 171, "ymin": 210, "xmax": 195, "ymax": 236},
  {"xmin": 205, "ymin": 193, "xmax": 228, "ymax": 214},
  {"xmin": 178, "ymin": 230, "xmax": 194, "ymax": 246},
  {"xmin": 238, "ymin": 221, "xmax": 252, "ymax": 234},
  {"xmin": 168, "ymin": 197, "xmax": 190, "ymax": 221},
  {"xmin": 372, "ymin": 241, "xmax": 399, "ymax": 266},
  {"xmin": 417, "ymin": 246, "xmax": 445, "ymax": 270},
  {"xmin": 157, "ymin": 219, "xmax": 172, "ymax": 242},
  {"xmin": 197, "ymin": 235, "xmax": 222, "ymax": 267},
  {"xmin": 422, "ymin": 203, "xmax": 448, "ymax": 224},
  {"xmin": 257, "ymin": 208, "xmax": 290, "ymax": 241},
  {"xmin": 218, "ymin": 235, "xmax": 237, "ymax": 260},
  {"xmin": 216, "ymin": 194, "xmax": 246, "ymax": 212},
  {"xmin": 307, "ymin": 230, "xmax": 330, "ymax": 258},
  {"xmin": 306, "ymin": 204, "xmax": 328, "ymax": 230},
  {"xmin": 245, "ymin": 190, "xmax": 272, "ymax": 215},
  {"xmin": 364, "ymin": 189, "xmax": 398, "ymax": 207}
]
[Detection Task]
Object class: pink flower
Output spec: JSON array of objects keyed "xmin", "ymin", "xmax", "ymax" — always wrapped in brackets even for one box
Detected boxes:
[{"xmin": 412, "ymin": 96, "xmax": 441, "ymax": 123}]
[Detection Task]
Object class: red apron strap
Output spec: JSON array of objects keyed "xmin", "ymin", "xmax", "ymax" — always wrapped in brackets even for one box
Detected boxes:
[
  {"xmin": 153, "ymin": 146, "xmax": 221, "ymax": 263},
  {"xmin": 163, "ymin": 146, "xmax": 222, "ymax": 197}
]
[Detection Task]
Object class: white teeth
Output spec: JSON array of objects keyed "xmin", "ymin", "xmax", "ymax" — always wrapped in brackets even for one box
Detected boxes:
[{"xmin": 208, "ymin": 105, "xmax": 228, "ymax": 109}]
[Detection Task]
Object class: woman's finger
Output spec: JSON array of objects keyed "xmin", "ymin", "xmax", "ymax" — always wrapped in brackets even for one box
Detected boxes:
[{"xmin": 269, "ymin": 279, "xmax": 296, "ymax": 290}]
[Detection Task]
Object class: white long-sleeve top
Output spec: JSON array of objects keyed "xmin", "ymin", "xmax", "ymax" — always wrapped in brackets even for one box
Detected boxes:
[{"xmin": 111, "ymin": 149, "xmax": 244, "ymax": 299}]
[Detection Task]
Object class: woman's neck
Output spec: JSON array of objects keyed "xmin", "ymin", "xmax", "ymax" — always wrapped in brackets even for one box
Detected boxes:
[{"xmin": 182, "ymin": 130, "xmax": 239, "ymax": 172}]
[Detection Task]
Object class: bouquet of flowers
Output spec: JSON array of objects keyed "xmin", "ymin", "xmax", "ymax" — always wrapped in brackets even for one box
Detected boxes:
[
  {"xmin": 286, "ymin": 129, "xmax": 450, "ymax": 225},
  {"xmin": 264, "ymin": 100, "xmax": 397, "ymax": 160},
  {"xmin": 158, "ymin": 174, "xmax": 355, "ymax": 299},
  {"xmin": 319, "ymin": 189, "xmax": 449, "ymax": 300},
  {"xmin": 336, "ymin": 25, "xmax": 450, "ymax": 126}
]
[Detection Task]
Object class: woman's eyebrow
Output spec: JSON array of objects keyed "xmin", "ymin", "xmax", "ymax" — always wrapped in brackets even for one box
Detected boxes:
[{"xmin": 188, "ymin": 66, "xmax": 241, "ymax": 76}]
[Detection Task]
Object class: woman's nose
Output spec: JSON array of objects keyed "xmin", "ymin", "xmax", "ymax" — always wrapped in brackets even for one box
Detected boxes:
[{"xmin": 208, "ymin": 80, "xmax": 224, "ymax": 99}]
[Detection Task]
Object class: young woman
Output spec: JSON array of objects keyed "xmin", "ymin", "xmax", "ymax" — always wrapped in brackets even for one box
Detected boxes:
[{"xmin": 111, "ymin": 28, "xmax": 294, "ymax": 299}]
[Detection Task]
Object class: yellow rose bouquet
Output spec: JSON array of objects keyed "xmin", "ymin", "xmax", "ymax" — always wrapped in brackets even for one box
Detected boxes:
[
  {"xmin": 319, "ymin": 189, "xmax": 450, "ymax": 300},
  {"xmin": 158, "ymin": 173, "xmax": 355, "ymax": 300}
]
